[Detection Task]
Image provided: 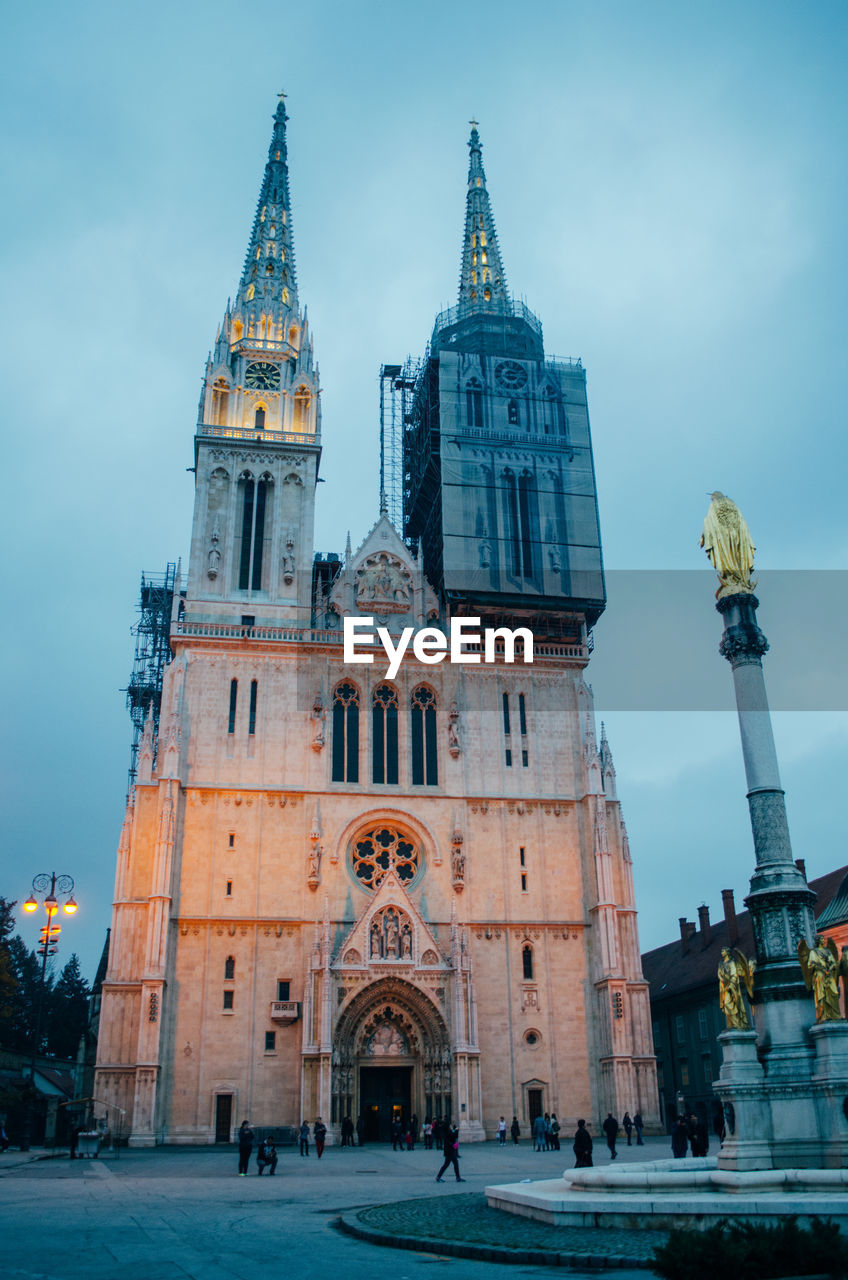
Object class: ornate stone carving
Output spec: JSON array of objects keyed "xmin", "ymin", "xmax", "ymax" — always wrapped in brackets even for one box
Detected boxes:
[
  {"xmin": 368, "ymin": 905, "xmax": 413, "ymax": 961},
  {"xmin": 448, "ymin": 700, "xmax": 461, "ymax": 758},
  {"xmin": 311, "ymin": 692, "xmax": 325, "ymax": 752},
  {"xmin": 281, "ymin": 527, "xmax": 296, "ymax": 584},
  {"xmin": 421, "ymin": 949, "xmax": 439, "ymax": 966},
  {"xmin": 343, "ymin": 948, "xmax": 362, "ymax": 966},
  {"xmin": 451, "ymin": 813, "xmax": 465, "ymax": 892},
  {"xmin": 355, "ymin": 551, "xmax": 412, "ymax": 613},
  {"xmin": 207, "ymin": 515, "xmax": 222, "ymax": 580},
  {"xmin": 364, "ymin": 1023, "xmax": 408, "ymax": 1057}
]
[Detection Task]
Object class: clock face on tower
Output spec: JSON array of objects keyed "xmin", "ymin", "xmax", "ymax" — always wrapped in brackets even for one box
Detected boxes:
[
  {"xmin": 494, "ymin": 359, "xmax": 528, "ymax": 391},
  {"xmin": 245, "ymin": 361, "xmax": 281, "ymax": 391}
]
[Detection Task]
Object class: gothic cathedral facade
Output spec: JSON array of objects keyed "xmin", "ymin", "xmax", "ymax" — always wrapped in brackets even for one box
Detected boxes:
[{"xmin": 94, "ymin": 99, "xmax": 659, "ymax": 1144}]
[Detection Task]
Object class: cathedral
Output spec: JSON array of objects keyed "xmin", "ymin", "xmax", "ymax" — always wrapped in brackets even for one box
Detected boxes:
[{"xmin": 94, "ymin": 97, "xmax": 659, "ymax": 1145}]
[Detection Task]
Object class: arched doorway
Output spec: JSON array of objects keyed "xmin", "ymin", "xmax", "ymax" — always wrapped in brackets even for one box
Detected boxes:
[{"xmin": 333, "ymin": 978, "xmax": 451, "ymax": 1143}]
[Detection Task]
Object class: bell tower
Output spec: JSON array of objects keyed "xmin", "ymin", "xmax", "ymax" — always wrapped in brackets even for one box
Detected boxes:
[{"xmin": 185, "ymin": 95, "xmax": 320, "ymax": 624}]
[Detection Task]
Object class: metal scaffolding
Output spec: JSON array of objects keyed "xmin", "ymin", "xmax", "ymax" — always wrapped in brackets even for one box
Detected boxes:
[
  {"xmin": 379, "ymin": 362, "xmax": 419, "ymax": 532},
  {"xmin": 124, "ymin": 564, "xmax": 176, "ymax": 793}
]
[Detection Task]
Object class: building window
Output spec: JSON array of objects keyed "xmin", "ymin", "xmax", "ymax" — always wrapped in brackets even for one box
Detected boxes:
[
  {"xmin": 372, "ymin": 683, "xmax": 399, "ymax": 785},
  {"xmin": 466, "ymin": 378, "xmax": 483, "ymax": 428},
  {"xmin": 675, "ymin": 1014, "xmax": 685, "ymax": 1045},
  {"xmin": 518, "ymin": 693, "xmax": 527, "ymax": 736},
  {"xmin": 505, "ymin": 749, "xmax": 513, "ymax": 767},
  {"xmin": 237, "ymin": 475, "xmax": 268, "ymax": 591},
  {"xmin": 680, "ymin": 1060, "xmax": 690, "ymax": 1087},
  {"xmin": 519, "ymin": 847, "xmax": 526, "ymax": 867},
  {"xmin": 702, "ymin": 1055, "xmax": 713, "ymax": 1084},
  {"xmin": 507, "ymin": 399, "xmax": 519, "ymax": 426},
  {"xmin": 277, "ymin": 980, "xmax": 290, "ymax": 1002},
  {"xmin": 502, "ymin": 692, "xmax": 511, "ymax": 736},
  {"xmin": 351, "ymin": 825, "xmax": 420, "ymax": 891},
  {"xmin": 502, "ymin": 469, "xmax": 521, "ymax": 575},
  {"xmin": 294, "ymin": 386, "xmax": 311, "ymax": 431},
  {"xmin": 520, "ymin": 872, "xmax": 527, "ymax": 892},
  {"xmin": 228, "ymin": 679, "xmax": 238, "ymax": 734},
  {"xmin": 265, "ymin": 1031, "xmax": 276, "ymax": 1052},
  {"xmin": 228, "ymin": 832, "xmax": 235, "ymax": 849},
  {"xmin": 254, "ymin": 405, "xmax": 266, "ymax": 430},
  {"xmin": 698, "ymin": 1007, "xmax": 709, "ymax": 1040},
  {"xmin": 249, "ymin": 680, "xmax": 258, "ymax": 735},
  {"xmin": 522, "ymin": 945, "xmax": 533, "ymax": 980},
  {"xmin": 223, "ymin": 990, "xmax": 234, "ymax": 1010},
  {"xmin": 226, "ymin": 880, "xmax": 232, "ymax": 897},
  {"xmin": 518, "ymin": 471, "xmax": 536, "ymax": 579},
  {"xmin": 332, "ymin": 682, "xmax": 360, "ymax": 783},
  {"xmin": 411, "ymin": 686, "xmax": 437, "ymax": 786},
  {"xmin": 521, "ymin": 749, "xmax": 529, "ymax": 767},
  {"xmin": 224, "ymin": 956, "xmax": 235, "ymax": 980}
]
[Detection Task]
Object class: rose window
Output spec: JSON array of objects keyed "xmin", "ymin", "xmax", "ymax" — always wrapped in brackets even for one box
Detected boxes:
[{"xmin": 351, "ymin": 825, "xmax": 420, "ymax": 891}]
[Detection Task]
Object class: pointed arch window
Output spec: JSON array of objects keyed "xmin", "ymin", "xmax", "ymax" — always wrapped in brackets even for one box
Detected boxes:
[
  {"xmin": 522, "ymin": 944, "xmax": 534, "ymax": 980},
  {"xmin": 466, "ymin": 377, "xmax": 483, "ymax": 428},
  {"xmin": 224, "ymin": 956, "xmax": 235, "ymax": 981},
  {"xmin": 228, "ymin": 679, "xmax": 238, "ymax": 734},
  {"xmin": 237, "ymin": 473, "xmax": 270, "ymax": 591},
  {"xmin": 294, "ymin": 386, "xmax": 311, "ymax": 432},
  {"xmin": 332, "ymin": 682, "xmax": 360, "ymax": 783},
  {"xmin": 503, "ymin": 469, "xmax": 521, "ymax": 575},
  {"xmin": 211, "ymin": 378, "xmax": 230, "ymax": 426},
  {"xmin": 411, "ymin": 686, "xmax": 437, "ymax": 786},
  {"xmin": 254, "ymin": 405, "xmax": 266, "ymax": 430},
  {"xmin": 518, "ymin": 470, "xmax": 537, "ymax": 580},
  {"xmin": 372, "ymin": 683, "xmax": 399, "ymax": 785}
]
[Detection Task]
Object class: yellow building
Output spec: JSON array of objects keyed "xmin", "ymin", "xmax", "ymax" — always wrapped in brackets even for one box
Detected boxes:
[{"xmin": 95, "ymin": 98, "xmax": 659, "ymax": 1145}]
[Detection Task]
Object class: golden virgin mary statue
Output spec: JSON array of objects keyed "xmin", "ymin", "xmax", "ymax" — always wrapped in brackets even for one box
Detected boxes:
[{"xmin": 700, "ymin": 492, "xmax": 756, "ymax": 598}]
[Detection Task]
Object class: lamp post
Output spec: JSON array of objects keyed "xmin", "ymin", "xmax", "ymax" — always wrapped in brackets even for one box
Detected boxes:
[{"xmin": 20, "ymin": 873, "xmax": 78, "ymax": 1151}]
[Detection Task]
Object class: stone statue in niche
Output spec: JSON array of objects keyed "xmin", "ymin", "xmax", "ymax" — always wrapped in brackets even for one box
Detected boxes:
[
  {"xmin": 479, "ymin": 541, "xmax": 492, "ymax": 568},
  {"xmin": 306, "ymin": 844, "xmax": 321, "ymax": 891},
  {"xmin": 282, "ymin": 528, "xmax": 296, "ymax": 584},
  {"xmin": 207, "ymin": 517, "xmax": 222, "ymax": 580},
  {"xmin": 384, "ymin": 911, "xmax": 400, "ymax": 959},
  {"xmin": 400, "ymin": 922, "xmax": 413, "ymax": 959},
  {"xmin": 311, "ymin": 693, "xmax": 325, "ymax": 752},
  {"xmin": 548, "ymin": 545, "xmax": 562, "ymax": 572},
  {"xmin": 451, "ymin": 846, "xmax": 465, "ymax": 888},
  {"xmin": 355, "ymin": 552, "xmax": 412, "ymax": 613},
  {"xmin": 448, "ymin": 701, "xmax": 461, "ymax": 758},
  {"xmin": 370, "ymin": 920, "xmax": 382, "ymax": 959}
]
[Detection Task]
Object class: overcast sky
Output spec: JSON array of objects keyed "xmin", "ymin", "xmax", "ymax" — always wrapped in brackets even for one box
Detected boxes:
[{"xmin": 2, "ymin": 0, "xmax": 847, "ymax": 982}]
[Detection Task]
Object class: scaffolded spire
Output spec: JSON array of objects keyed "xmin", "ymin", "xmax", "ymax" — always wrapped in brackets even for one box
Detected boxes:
[
  {"xmin": 457, "ymin": 120, "xmax": 509, "ymax": 317},
  {"xmin": 235, "ymin": 93, "xmax": 298, "ymax": 317}
]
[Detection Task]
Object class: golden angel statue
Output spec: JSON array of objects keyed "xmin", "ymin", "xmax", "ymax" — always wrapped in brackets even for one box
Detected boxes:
[
  {"xmin": 840, "ymin": 947, "xmax": 848, "ymax": 1019},
  {"xmin": 700, "ymin": 491, "xmax": 756, "ymax": 598},
  {"xmin": 718, "ymin": 946, "xmax": 756, "ymax": 1029},
  {"xmin": 798, "ymin": 935, "xmax": 842, "ymax": 1022}
]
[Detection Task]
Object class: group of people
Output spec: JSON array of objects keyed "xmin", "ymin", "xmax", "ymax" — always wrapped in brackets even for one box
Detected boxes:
[
  {"xmin": 530, "ymin": 1111, "xmax": 562, "ymax": 1151},
  {"xmin": 236, "ymin": 1122, "xmax": 279, "ymax": 1176},
  {"xmin": 298, "ymin": 1118, "xmax": 327, "ymax": 1157},
  {"xmin": 671, "ymin": 1113, "xmax": 710, "ymax": 1159},
  {"xmin": 558, "ymin": 1110, "xmax": 646, "ymax": 1167},
  {"xmin": 495, "ymin": 1116, "xmax": 522, "ymax": 1144}
]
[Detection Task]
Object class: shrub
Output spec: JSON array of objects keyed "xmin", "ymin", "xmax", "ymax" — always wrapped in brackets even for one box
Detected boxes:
[{"xmin": 651, "ymin": 1217, "xmax": 848, "ymax": 1280}]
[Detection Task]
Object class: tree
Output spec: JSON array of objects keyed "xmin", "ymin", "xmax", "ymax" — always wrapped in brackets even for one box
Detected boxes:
[
  {"xmin": 48, "ymin": 954, "xmax": 90, "ymax": 1060},
  {"xmin": 6, "ymin": 936, "xmax": 45, "ymax": 1053},
  {"xmin": 0, "ymin": 897, "xmax": 18, "ymax": 1044}
]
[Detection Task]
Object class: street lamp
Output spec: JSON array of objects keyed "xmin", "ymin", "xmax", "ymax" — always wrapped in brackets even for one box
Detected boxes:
[{"xmin": 20, "ymin": 873, "xmax": 78, "ymax": 1151}]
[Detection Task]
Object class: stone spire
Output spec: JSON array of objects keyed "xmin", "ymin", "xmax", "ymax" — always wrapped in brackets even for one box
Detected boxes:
[
  {"xmin": 457, "ymin": 121, "xmax": 509, "ymax": 317},
  {"xmin": 235, "ymin": 93, "xmax": 298, "ymax": 318}
]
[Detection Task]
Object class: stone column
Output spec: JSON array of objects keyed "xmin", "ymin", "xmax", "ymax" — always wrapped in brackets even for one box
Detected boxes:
[{"xmin": 717, "ymin": 593, "xmax": 817, "ymax": 1078}]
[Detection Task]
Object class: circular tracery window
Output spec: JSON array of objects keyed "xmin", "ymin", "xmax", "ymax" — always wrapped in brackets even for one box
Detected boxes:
[{"xmin": 351, "ymin": 825, "xmax": 421, "ymax": 892}]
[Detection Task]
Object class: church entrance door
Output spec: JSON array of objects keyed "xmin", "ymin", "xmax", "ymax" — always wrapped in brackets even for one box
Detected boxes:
[{"xmin": 359, "ymin": 1065, "xmax": 411, "ymax": 1143}]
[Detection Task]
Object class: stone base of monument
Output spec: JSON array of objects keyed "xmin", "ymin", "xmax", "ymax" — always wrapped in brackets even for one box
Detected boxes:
[{"xmin": 485, "ymin": 1159, "xmax": 848, "ymax": 1232}]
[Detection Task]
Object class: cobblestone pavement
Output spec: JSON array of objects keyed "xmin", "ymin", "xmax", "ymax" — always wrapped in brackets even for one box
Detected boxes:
[
  {"xmin": 0, "ymin": 1139, "xmax": 669, "ymax": 1279},
  {"xmin": 349, "ymin": 1191, "xmax": 665, "ymax": 1266}
]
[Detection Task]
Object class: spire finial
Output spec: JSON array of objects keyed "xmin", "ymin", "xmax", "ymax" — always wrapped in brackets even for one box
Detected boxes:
[
  {"xmin": 234, "ymin": 93, "xmax": 298, "ymax": 317},
  {"xmin": 457, "ymin": 120, "xmax": 508, "ymax": 317}
]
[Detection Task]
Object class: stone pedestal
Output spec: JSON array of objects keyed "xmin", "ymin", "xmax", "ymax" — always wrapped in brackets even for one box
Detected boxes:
[
  {"xmin": 714, "ymin": 1030, "xmax": 774, "ymax": 1170},
  {"xmin": 811, "ymin": 1022, "xmax": 848, "ymax": 1168}
]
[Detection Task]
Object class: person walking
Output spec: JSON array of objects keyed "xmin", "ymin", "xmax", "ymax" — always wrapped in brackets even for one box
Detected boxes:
[
  {"xmin": 314, "ymin": 1117, "xmax": 327, "ymax": 1158},
  {"xmin": 237, "ymin": 1120, "xmax": 254, "ymax": 1175},
  {"xmin": 257, "ymin": 1138, "xmax": 277, "ymax": 1175},
  {"xmin": 671, "ymin": 1116, "xmax": 689, "ymax": 1159},
  {"xmin": 510, "ymin": 1115, "xmax": 520, "ymax": 1145},
  {"xmin": 435, "ymin": 1122, "xmax": 465, "ymax": 1183},
  {"xmin": 544, "ymin": 1113, "xmax": 553, "ymax": 1151},
  {"xmin": 423, "ymin": 1118, "xmax": 433, "ymax": 1150},
  {"xmin": 355, "ymin": 1114, "xmax": 364, "ymax": 1147},
  {"xmin": 411, "ymin": 1114, "xmax": 419, "ymax": 1147},
  {"xmin": 532, "ymin": 1112, "xmax": 546, "ymax": 1152},
  {"xmin": 573, "ymin": 1119, "xmax": 593, "ymax": 1168},
  {"xmin": 340, "ymin": 1115, "xmax": 354, "ymax": 1147},
  {"xmin": 550, "ymin": 1113, "xmax": 561, "ymax": 1152},
  {"xmin": 633, "ymin": 1111, "xmax": 644, "ymax": 1146},
  {"xmin": 622, "ymin": 1112, "xmax": 633, "ymax": 1146},
  {"xmin": 299, "ymin": 1120, "xmax": 310, "ymax": 1157},
  {"xmin": 602, "ymin": 1113, "xmax": 619, "ymax": 1160},
  {"xmin": 497, "ymin": 1116, "xmax": 507, "ymax": 1145},
  {"xmin": 692, "ymin": 1115, "xmax": 709, "ymax": 1158}
]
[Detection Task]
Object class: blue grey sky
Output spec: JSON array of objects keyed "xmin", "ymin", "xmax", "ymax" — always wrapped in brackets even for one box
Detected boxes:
[{"xmin": 2, "ymin": 0, "xmax": 847, "ymax": 981}]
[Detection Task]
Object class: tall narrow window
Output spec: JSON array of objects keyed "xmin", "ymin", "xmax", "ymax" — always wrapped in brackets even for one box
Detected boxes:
[
  {"xmin": 518, "ymin": 471, "xmax": 536, "ymax": 579},
  {"xmin": 466, "ymin": 378, "xmax": 483, "ymax": 428},
  {"xmin": 237, "ymin": 475, "xmax": 269, "ymax": 590},
  {"xmin": 522, "ymin": 945, "xmax": 534, "ymax": 979},
  {"xmin": 502, "ymin": 469, "xmax": 520, "ymax": 574},
  {"xmin": 411, "ymin": 686, "xmax": 438, "ymax": 786},
  {"xmin": 277, "ymin": 980, "xmax": 290, "ymax": 1002},
  {"xmin": 224, "ymin": 956, "xmax": 235, "ymax": 980},
  {"xmin": 294, "ymin": 386, "xmax": 311, "ymax": 431},
  {"xmin": 228, "ymin": 679, "xmax": 238, "ymax": 734},
  {"xmin": 223, "ymin": 990, "xmax": 234, "ymax": 1010},
  {"xmin": 518, "ymin": 693, "xmax": 527, "ymax": 736},
  {"xmin": 502, "ymin": 692, "xmax": 511, "ymax": 736},
  {"xmin": 249, "ymin": 680, "xmax": 258, "ymax": 735},
  {"xmin": 332, "ymin": 682, "xmax": 360, "ymax": 783},
  {"xmin": 507, "ymin": 399, "xmax": 519, "ymax": 426},
  {"xmin": 372, "ymin": 684, "xmax": 399, "ymax": 785},
  {"xmin": 254, "ymin": 405, "xmax": 266, "ymax": 430}
]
